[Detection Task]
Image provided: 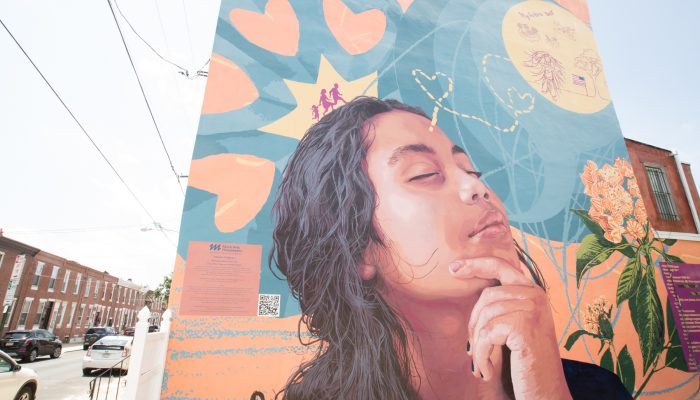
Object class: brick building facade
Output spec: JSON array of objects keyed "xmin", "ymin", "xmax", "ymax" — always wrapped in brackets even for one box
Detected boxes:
[
  {"xmin": 0, "ymin": 234, "xmax": 147, "ymax": 343},
  {"xmin": 625, "ymin": 138, "xmax": 700, "ymax": 237}
]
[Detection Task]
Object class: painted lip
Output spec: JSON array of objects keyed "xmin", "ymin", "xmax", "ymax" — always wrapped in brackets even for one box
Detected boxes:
[{"xmin": 469, "ymin": 209, "xmax": 507, "ymax": 238}]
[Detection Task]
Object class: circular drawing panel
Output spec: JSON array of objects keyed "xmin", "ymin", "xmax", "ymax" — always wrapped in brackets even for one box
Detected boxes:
[{"xmin": 503, "ymin": 1, "xmax": 610, "ymax": 114}]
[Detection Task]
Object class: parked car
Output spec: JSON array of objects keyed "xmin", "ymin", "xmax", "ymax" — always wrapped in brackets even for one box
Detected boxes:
[
  {"xmin": 83, "ymin": 327, "xmax": 117, "ymax": 350},
  {"xmin": 0, "ymin": 349, "xmax": 38, "ymax": 400},
  {"xmin": 82, "ymin": 336, "xmax": 133, "ymax": 376},
  {"xmin": 123, "ymin": 327, "xmax": 135, "ymax": 336},
  {"xmin": 0, "ymin": 330, "xmax": 62, "ymax": 363}
]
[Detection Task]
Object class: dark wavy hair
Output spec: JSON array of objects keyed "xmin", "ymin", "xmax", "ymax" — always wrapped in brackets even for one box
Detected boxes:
[{"xmin": 269, "ymin": 96, "xmax": 544, "ymax": 400}]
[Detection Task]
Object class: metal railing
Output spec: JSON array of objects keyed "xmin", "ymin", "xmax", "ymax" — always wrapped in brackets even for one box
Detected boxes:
[{"xmin": 88, "ymin": 356, "xmax": 130, "ymax": 400}]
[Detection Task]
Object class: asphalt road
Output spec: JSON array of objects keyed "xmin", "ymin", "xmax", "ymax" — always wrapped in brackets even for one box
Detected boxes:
[{"xmin": 18, "ymin": 348, "xmax": 94, "ymax": 400}]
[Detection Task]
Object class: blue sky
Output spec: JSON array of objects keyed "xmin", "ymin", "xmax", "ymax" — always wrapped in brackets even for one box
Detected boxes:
[
  {"xmin": 0, "ymin": 0, "xmax": 697, "ymax": 287},
  {"xmin": 588, "ymin": 0, "xmax": 699, "ymax": 177}
]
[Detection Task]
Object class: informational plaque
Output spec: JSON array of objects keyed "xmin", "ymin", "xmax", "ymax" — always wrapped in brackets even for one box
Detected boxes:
[
  {"xmin": 660, "ymin": 262, "xmax": 700, "ymax": 372},
  {"xmin": 180, "ymin": 241, "xmax": 262, "ymax": 317}
]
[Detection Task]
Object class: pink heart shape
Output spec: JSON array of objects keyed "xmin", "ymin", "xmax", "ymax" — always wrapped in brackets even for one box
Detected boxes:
[
  {"xmin": 229, "ymin": 0, "xmax": 300, "ymax": 56},
  {"xmin": 324, "ymin": 0, "xmax": 386, "ymax": 55}
]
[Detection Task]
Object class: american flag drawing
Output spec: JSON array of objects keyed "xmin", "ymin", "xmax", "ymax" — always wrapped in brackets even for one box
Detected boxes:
[{"xmin": 571, "ymin": 74, "xmax": 586, "ymax": 86}]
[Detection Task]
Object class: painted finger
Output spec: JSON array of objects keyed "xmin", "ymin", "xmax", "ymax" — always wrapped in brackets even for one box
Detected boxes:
[
  {"xmin": 470, "ymin": 298, "xmax": 536, "ymax": 339},
  {"xmin": 449, "ymin": 257, "xmax": 532, "ymax": 286},
  {"xmin": 468, "ymin": 286, "xmax": 542, "ymax": 334},
  {"xmin": 471, "ymin": 333, "xmax": 495, "ymax": 381}
]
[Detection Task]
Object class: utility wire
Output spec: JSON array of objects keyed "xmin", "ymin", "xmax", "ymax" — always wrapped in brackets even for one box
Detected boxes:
[
  {"xmin": 0, "ymin": 18, "xmax": 175, "ymax": 249},
  {"xmin": 106, "ymin": 0, "xmax": 184, "ymax": 196},
  {"xmin": 112, "ymin": 0, "xmax": 209, "ymax": 79}
]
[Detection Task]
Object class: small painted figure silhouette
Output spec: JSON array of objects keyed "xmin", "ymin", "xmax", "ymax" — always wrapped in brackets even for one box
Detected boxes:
[
  {"xmin": 328, "ymin": 83, "xmax": 347, "ymax": 106},
  {"xmin": 311, "ymin": 105, "xmax": 320, "ymax": 120},
  {"xmin": 319, "ymin": 89, "xmax": 335, "ymax": 115}
]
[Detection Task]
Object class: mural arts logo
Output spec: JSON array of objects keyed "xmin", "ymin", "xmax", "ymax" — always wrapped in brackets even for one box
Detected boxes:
[{"xmin": 209, "ymin": 243, "xmax": 222, "ymax": 251}]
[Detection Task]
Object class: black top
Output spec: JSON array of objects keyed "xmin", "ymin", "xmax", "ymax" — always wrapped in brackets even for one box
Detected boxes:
[{"xmin": 562, "ymin": 359, "xmax": 633, "ymax": 400}]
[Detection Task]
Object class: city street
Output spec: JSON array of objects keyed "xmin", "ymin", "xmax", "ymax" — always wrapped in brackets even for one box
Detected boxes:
[{"xmin": 17, "ymin": 347, "xmax": 125, "ymax": 400}]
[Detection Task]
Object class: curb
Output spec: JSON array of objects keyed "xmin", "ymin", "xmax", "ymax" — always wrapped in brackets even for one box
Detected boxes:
[{"xmin": 62, "ymin": 346, "xmax": 85, "ymax": 354}]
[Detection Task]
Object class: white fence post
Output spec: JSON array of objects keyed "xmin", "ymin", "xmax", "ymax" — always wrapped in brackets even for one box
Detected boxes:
[
  {"xmin": 124, "ymin": 306, "xmax": 150, "ymax": 399},
  {"xmin": 152, "ymin": 309, "xmax": 172, "ymax": 397}
]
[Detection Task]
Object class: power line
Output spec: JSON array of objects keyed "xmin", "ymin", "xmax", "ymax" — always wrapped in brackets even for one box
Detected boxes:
[
  {"xmin": 106, "ymin": 0, "xmax": 184, "ymax": 196},
  {"xmin": 112, "ymin": 0, "xmax": 209, "ymax": 79},
  {"xmin": 0, "ymin": 17, "xmax": 175, "ymax": 249}
]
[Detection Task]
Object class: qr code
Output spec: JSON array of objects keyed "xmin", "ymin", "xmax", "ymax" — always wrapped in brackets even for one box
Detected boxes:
[{"xmin": 257, "ymin": 294, "xmax": 281, "ymax": 317}]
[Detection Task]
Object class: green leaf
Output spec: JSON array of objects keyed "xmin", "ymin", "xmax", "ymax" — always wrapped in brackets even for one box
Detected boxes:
[
  {"xmin": 599, "ymin": 315, "xmax": 614, "ymax": 340},
  {"xmin": 564, "ymin": 329, "xmax": 589, "ymax": 351},
  {"xmin": 616, "ymin": 345, "xmax": 636, "ymax": 395},
  {"xmin": 600, "ymin": 348, "xmax": 614, "ymax": 373},
  {"xmin": 576, "ymin": 234, "xmax": 616, "ymax": 287},
  {"xmin": 616, "ymin": 241, "xmax": 636, "ymax": 258},
  {"xmin": 571, "ymin": 208, "xmax": 606, "ymax": 237},
  {"xmin": 617, "ymin": 257, "xmax": 642, "ymax": 305},
  {"xmin": 629, "ymin": 271, "xmax": 665, "ymax": 373},
  {"xmin": 662, "ymin": 238, "xmax": 677, "ymax": 246},
  {"xmin": 665, "ymin": 297, "xmax": 689, "ymax": 371},
  {"xmin": 663, "ymin": 254, "xmax": 684, "ymax": 264}
]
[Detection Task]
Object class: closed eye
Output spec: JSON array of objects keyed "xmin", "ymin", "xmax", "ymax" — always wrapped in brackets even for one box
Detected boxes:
[
  {"xmin": 466, "ymin": 170, "xmax": 482, "ymax": 178},
  {"xmin": 409, "ymin": 172, "xmax": 440, "ymax": 182}
]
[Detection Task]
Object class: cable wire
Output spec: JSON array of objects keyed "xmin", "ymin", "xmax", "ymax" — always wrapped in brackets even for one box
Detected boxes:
[
  {"xmin": 106, "ymin": 0, "xmax": 184, "ymax": 196},
  {"xmin": 112, "ymin": 0, "xmax": 209, "ymax": 79},
  {"xmin": 0, "ymin": 17, "xmax": 175, "ymax": 248}
]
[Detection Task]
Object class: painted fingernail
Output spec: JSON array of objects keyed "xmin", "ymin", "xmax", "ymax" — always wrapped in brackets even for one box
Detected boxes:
[
  {"xmin": 480, "ymin": 372, "xmax": 484, "ymax": 379},
  {"xmin": 449, "ymin": 261, "xmax": 461, "ymax": 273},
  {"xmin": 466, "ymin": 341, "xmax": 471, "ymax": 353},
  {"xmin": 471, "ymin": 360, "xmax": 474, "ymax": 372}
]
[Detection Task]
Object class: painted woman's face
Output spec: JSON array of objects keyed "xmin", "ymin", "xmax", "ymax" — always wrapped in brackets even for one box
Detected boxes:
[{"xmin": 363, "ymin": 110, "xmax": 519, "ymax": 301}]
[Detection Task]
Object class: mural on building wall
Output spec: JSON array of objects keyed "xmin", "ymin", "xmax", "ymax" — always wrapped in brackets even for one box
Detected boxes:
[{"xmin": 163, "ymin": 0, "xmax": 699, "ymax": 398}]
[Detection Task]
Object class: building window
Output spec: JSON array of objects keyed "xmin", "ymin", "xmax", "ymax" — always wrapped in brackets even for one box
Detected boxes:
[
  {"xmin": 66, "ymin": 302, "xmax": 76, "ymax": 327},
  {"xmin": 110, "ymin": 284, "xmax": 115, "ymax": 301},
  {"xmin": 86, "ymin": 305, "xmax": 94, "ymax": 327},
  {"xmin": 76, "ymin": 304, "xmax": 86, "ymax": 327},
  {"xmin": 32, "ymin": 262, "xmax": 45, "ymax": 289},
  {"xmin": 645, "ymin": 165, "xmax": 680, "ymax": 221},
  {"xmin": 17, "ymin": 298, "xmax": 33, "ymax": 329},
  {"xmin": 48, "ymin": 266, "xmax": 60, "ymax": 291},
  {"xmin": 33, "ymin": 299, "xmax": 47, "ymax": 327},
  {"xmin": 0, "ymin": 251, "xmax": 5, "ymax": 271},
  {"xmin": 74, "ymin": 273, "xmax": 82, "ymax": 295},
  {"xmin": 102, "ymin": 282, "xmax": 108, "ymax": 300},
  {"xmin": 61, "ymin": 270, "xmax": 71, "ymax": 293},
  {"xmin": 94, "ymin": 280, "xmax": 100, "ymax": 299},
  {"xmin": 84, "ymin": 277, "xmax": 92, "ymax": 297},
  {"xmin": 57, "ymin": 301, "xmax": 68, "ymax": 327}
]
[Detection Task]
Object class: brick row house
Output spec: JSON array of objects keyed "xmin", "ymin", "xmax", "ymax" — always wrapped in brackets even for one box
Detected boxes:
[{"xmin": 0, "ymin": 234, "xmax": 147, "ymax": 343}]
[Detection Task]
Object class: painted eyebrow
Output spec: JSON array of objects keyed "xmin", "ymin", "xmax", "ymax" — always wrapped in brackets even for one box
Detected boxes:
[
  {"xmin": 387, "ymin": 144, "xmax": 435, "ymax": 165},
  {"xmin": 452, "ymin": 145, "xmax": 467, "ymax": 156}
]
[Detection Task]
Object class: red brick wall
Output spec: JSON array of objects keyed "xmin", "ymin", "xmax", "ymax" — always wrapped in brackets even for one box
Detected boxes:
[{"xmin": 625, "ymin": 139, "xmax": 698, "ymax": 234}]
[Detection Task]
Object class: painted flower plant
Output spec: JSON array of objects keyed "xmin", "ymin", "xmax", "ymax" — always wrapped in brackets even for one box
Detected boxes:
[{"xmin": 566, "ymin": 158, "xmax": 688, "ymax": 398}]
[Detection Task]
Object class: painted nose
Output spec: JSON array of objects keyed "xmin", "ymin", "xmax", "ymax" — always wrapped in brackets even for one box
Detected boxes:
[{"xmin": 458, "ymin": 173, "xmax": 491, "ymax": 205}]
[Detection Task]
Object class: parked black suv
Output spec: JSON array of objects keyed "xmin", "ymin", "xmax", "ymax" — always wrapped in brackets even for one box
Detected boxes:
[
  {"xmin": 1, "ymin": 329, "xmax": 63, "ymax": 362},
  {"xmin": 83, "ymin": 327, "xmax": 117, "ymax": 350}
]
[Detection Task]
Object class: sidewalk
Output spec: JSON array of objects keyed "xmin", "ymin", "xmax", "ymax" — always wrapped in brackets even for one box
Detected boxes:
[{"xmin": 62, "ymin": 342, "xmax": 85, "ymax": 354}]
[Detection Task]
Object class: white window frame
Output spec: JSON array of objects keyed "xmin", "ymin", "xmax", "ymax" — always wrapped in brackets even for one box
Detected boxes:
[
  {"xmin": 48, "ymin": 265, "xmax": 60, "ymax": 292},
  {"xmin": 33, "ymin": 299, "xmax": 47, "ymax": 328},
  {"xmin": 61, "ymin": 270, "xmax": 71, "ymax": 293},
  {"xmin": 48, "ymin": 301, "xmax": 60, "ymax": 332},
  {"xmin": 94, "ymin": 280, "xmax": 100, "ymax": 299},
  {"xmin": 32, "ymin": 261, "xmax": 45, "ymax": 290},
  {"xmin": 0, "ymin": 251, "xmax": 5, "ymax": 272},
  {"xmin": 57, "ymin": 300, "xmax": 68, "ymax": 328},
  {"xmin": 84, "ymin": 277, "xmax": 92, "ymax": 297},
  {"xmin": 102, "ymin": 282, "xmax": 108, "ymax": 301},
  {"xmin": 76, "ymin": 304, "xmax": 86, "ymax": 327},
  {"xmin": 17, "ymin": 298, "xmax": 34, "ymax": 329},
  {"xmin": 66, "ymin": 302, "xmax": 76, "ymax": 327},
  {"xmin": 85, "ymin": 305, "xmax": 94, "ymax": 327},
  {"xmin": 110, "ymin": 284, "xmax": 115, "ymax": 301},
  {"xmin": 74, "ymin": 273, "xmax": 82, "ymax": 295}
]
